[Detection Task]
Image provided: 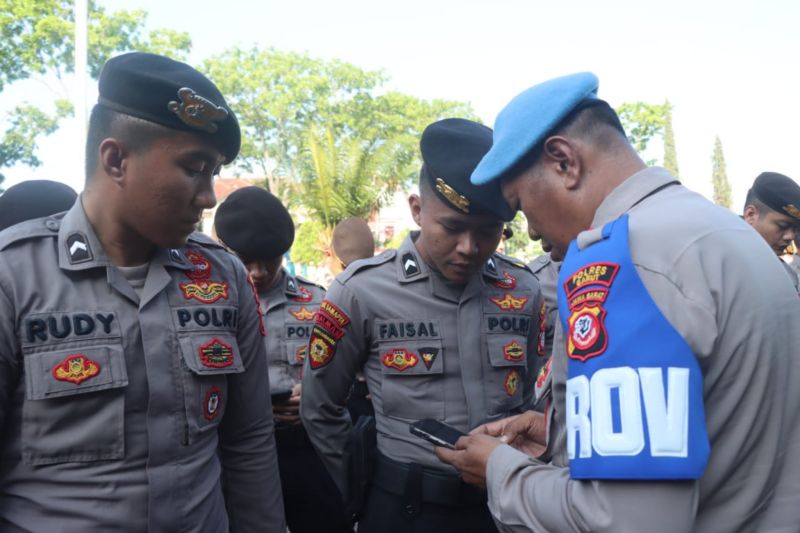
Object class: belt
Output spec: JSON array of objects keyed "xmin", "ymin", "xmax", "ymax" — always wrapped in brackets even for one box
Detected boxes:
[{"xmin": 372, "ymin": 453, "xmax": 487, "ymax": 508}]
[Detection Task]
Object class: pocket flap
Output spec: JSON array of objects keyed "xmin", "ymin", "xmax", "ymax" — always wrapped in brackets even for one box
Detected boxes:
[
  {"xmin": 487, "ymin": 336, "xmax": 528, "ymax": 368},
  {"xmin": 285, "ymin": 341, "xmax": 307, "ymax": 366},
  {"xmin": 379, "ymin": 341, "xmax": 443, "ymax": 376},
  {"xmin": 25, "ymin": 345, "xmax": 128, "ymax": 400},
  {"xmin": 180, "ymin": 334, "xmax": 244, "ymax": 375}
]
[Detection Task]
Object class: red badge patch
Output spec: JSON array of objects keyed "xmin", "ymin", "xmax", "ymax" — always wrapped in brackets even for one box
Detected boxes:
[
  {"xmin": 564, "ymin": 262, "xmax": 620, "ymax": 298},
  {"xmin": 180, "ymin": 280, "xmax": 230, "ymax": 303},
  {"xmin": 537, "ymin": 302, "xmax": 547, "ymax": 356},
  {"xmin": 291, "ymin": 287, "xmax": 313, "ymax": 303},
  {"xmin": 489, "ymin": 293, "xmax": 528, "ymax": 311},
  {"xmin": 309, "ymin": 328, "xmax": 336, "ymax": 369},
  {"xmin": 491, "ymin": 271, "xmax": 517, "ymax": 289},
  {"xmin": 204, "ymin": 386, "xmax": 222, "ymax": 421},
  {"xmin": 289, "ymin": 307, "xmax": 316, "ymax": 321},
  {"xmin": 502, "ymin": 339, "xmax": 525, "ymax": 362},
  {"xmin": 295, "ymin": 345, "xmax": 307, "ymax": 364},
  {"xmin": 52, "ymin": 354, "xmax": 101, "ymax": 385},
  {"xmin": 199, "ymin": 337, "xmax": 234, "ymax": 368},
  {"xmin": 318, "ymin": 300, "xmax": 350, "ymax": 327},
  {"xmin": 504, "ymin": 369, "xmax": 520, "ymax": 397},
  {"xmin": 567, "ymin": 304, "xmax": 608, "ymax": 362},
  {"xmin": 382, "ymin": 348, "xmax": 419, "ymax": 372},
  {"xmin": 420, "ymin": 347, "xmax": 439, "ymax": 370},
  {"xmin": 568, "ymin": 289, "xmax": 609, "ymax": 310},
  {"xmin": 185, "ymin": 250, "xmax": 213, "ymax": 280},
  {"xmin": 536, "ymin": 358, "xmax": 552, "ymax": 391}
]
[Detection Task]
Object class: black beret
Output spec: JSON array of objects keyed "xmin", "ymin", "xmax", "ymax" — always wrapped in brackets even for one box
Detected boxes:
[
  {"xmin": 97, "ymin": 52, "xmax": 240, "ymax": 162},
  {"xmin": 214, "ymin": 187, "xmax": 294, "ymax": 260},
  {"xmin": 420, "ymin": 118, "xmax": 515, "ymax": 221},
  {"xmin": 0, "ymin": 180, "xmax": 77, "ymax": 231},
  {"xmin": 749, "ymin": 172, "xmax": 800, "ymax": 222}
]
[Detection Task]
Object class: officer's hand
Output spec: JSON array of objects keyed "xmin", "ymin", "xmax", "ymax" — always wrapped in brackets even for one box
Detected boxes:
[
  {"xmin": 488, "ymin": 410, "xmax": 546, "ymax": 458},
  {"xmin": 273, "ymin": 383, "xmax": 302, "ymax": 425},
  {"xmin": 434, "ymin": 434, "xmax": 502, "ymax": 488}
]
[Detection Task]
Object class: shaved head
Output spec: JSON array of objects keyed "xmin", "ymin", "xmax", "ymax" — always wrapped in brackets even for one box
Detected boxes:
[{"xmin": 331, "ymin": 217, "xmax": 375, "ymax": 267}]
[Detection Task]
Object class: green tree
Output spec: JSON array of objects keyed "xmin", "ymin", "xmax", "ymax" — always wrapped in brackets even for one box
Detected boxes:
[
  {"xmin": 0, "ymin": 0, "xmax": 192, "ymax": 185},
  {"xmin": 616, "ymin": 101, "xmax": 669, "ymax": 157},
  {"xmin": 711, "ymin": 136, "xmax": 732, "ymax": 209},
  {"xmin": 662, "ymin": 101, "xmax": 679, "ymax": 179},
  {"xmin": 291, "ymin": 218, "xmax": 327, "ymax": 266},
  {"xmin": 502, "ymin": 212, "xmax": 543, "ymax": 262}
]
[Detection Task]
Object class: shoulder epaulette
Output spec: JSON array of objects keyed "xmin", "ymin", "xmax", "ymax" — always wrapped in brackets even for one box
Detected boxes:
[
  {"xmin": 527, "ymin": 253, "xmax": 552, "ymax": 274},
  {"xmin": 494, "ymin": 252, "xmax": 534, "ymax": 274},
  {"xmin": 186, "ymin": 231, "xmax": 225, "ymax": 250},
  {"xmin": 0, "ymin": 215, "xmax": 61, "ymax": 251},
  {"xmin": 295, "ymin": 274, "xmax": 326, "ymax": 291},
  {"xmin": 339, "ymin": 249, "xmax": 396, "ymax": 284}
]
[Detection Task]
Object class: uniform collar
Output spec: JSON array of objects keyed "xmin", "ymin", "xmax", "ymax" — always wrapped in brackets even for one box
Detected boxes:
[{"xmin": 591, "ymin": 167, "xmax": 679, "ymax": 229}]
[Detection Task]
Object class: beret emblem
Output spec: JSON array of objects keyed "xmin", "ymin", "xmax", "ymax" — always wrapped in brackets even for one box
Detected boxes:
[
  {"xmin": 435, "ymin": 177, "xmax": 470, "ymax": 213},
  {"xmin": 168, "ymin": 87, "xmax": 228, "ymax": 133},
  {"xmin": 782, "ymin": 203, "xmax": 800, "ymax": 220}
]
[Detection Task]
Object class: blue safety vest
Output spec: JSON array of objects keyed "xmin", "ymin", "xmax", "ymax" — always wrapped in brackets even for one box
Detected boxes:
[{"xmin": 557, "ymin": 214, "xmax": 709, "ymax": 480}]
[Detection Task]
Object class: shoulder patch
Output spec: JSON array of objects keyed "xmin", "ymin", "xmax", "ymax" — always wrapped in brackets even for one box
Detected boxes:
[
  {"xmin": 528, "ymin": 254, "xmax": 552, "ymax": 274},
  {"xmin": 338, "ymin": 249, "xmax": 396, "ymax": 283},
  {"xmin": 186, "ymin": 231, "xmax": 225, "ymax": 250},
  {"xmin": 0, "ymin": 216, "xmax": 60, "ymax": 251},
  {"xmin": 295, "ymin": 274, "xmax": 326, "ymax": 292}
]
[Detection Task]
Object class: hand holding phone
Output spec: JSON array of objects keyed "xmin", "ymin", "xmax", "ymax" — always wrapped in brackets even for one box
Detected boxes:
[{"xmin": 409, "ymin": 419, "xmax": 466, "ymax": 450}]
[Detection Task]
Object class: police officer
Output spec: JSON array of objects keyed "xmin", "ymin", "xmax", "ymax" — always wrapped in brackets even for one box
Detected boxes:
[
  {"xmin": 301, "ymin": 118, "xmax": 544, "ymax": 533},
  {"xmin": 0, "ymin": 180, "xmax": 77, "ymax": 231},
  {"xmin": 436, "ymin": 73, "xmax": 800, "ymax": 532},
  {"xmin": 742, "ymin": 171, "xmax": 800, "ymax": 291},
  {"xmin": 0, "ymin": 53, "xmax": 285, "ymax": 531},
  {"xmin": 214, "ymin": 186, "xmax": 352, "ymax": 533}
]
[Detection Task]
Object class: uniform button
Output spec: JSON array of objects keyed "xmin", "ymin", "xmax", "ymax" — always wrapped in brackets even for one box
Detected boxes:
[{"xmin": 45, "ymin": 219, "xmax": 60, "ymax": 231}]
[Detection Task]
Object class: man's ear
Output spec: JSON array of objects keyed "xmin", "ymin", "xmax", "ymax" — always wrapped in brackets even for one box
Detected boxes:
[
  {"xmin": 541, "ymin": 136, "xmax": 582, "ymax": 190},
  {"xmin": 743, "ymin": 204, "xmax": 759, "ymax": 224},
  {"xmin": 98, "ymin": 138, "xmax": 128, "ymax": 186},
  {"xmin": 409, "ymin": 193, "xmax": 423, "ymax": 226}
]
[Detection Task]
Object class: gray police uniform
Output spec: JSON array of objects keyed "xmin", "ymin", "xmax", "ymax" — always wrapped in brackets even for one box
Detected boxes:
[
  {"xmin": 780, "ymin": 260, "xmax": 800, "ymax": 293},
  {"xmin": 528, "ymin": 253, "xmax": 559, "ymax": 359},
  {"xmin": 261, "ymin": 268, "xmax": 325, "ymax": 394},
  {"xmin": 301, "ymin": 232, "xmax": 543, "ymax": 491},
  {"xmin": 485, "ymin": 168, "xmax": 800, "ymax": 532},
  {"xmin": 0, "ymin": 202, "xmax": 285, "ymax": 531}
]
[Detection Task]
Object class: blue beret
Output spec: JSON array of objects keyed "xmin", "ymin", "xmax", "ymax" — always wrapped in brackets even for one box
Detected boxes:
[
  {"xmin": 471, "ymin": 72, "xmax": 599, "ymax": 186},
  {"xmin": 98, "ymin": 52, "xmax": 240, "ymax": 163},
  {"xmin": 420, "ymin": 118, "xmax": 514, "ymax": 221},
  {"xmin": 0, "ymin": 180, "xmax": 77, "ymax": 231},
  {"xmin": 750, "ymin": 172, "xmax": 800, "ymax": 222},
  {"xmin": 214, "ymin": 187, "xmax": 294, "ymax": 260}
]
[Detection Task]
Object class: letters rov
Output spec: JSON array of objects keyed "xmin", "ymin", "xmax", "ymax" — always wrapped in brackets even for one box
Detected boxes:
[{"xmin": 566, "ymin": 366, "xmax": 690, "ymax": 459}]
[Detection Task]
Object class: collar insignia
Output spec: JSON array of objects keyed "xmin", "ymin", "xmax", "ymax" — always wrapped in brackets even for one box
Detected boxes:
[
  {"xmin": 167, "ymin": 87, "xmax": 229, "ymax": 134},
  {"xmin": 402, "ymin": 252, "xmax": 420, "ymax": 277},
  {"xmin": 66, "ymin": 232, "xmax": 92, "ymax": 264},
  {"xmin": 486, "ymin": 257, "xmax": 497, "ymax": 274},
  {"xmin": 435, "ymin": 177, "xmax": 470, "ymax": 213}
]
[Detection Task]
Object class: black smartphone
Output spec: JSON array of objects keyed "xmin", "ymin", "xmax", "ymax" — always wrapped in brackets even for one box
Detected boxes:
[
  {"xmin": 271, "ymin": 390, "xmax": 292, "ymax": 404},
  {"xmin": 409, "ymin": 419, "xmax": 466, "ymax": 450}
]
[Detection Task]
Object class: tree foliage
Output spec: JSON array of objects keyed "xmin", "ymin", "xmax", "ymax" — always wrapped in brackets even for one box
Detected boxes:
[
  {"xmin": 503, "ymin": 212, "xmax": 543, "ymax": 262},
  {"xmin": 616, "ymin": 101, "xmax": 669, "ymax": 156},
  {"xmin": 711, "ymin": 136, "xmax": 732, "ymax": 209},
  {"xmin": 0, "ymin": 0, "xmax": 192, "ymax": 183},
  {"xmin": 662, "ymin": 101, "xmax": 680, "ymax": 179},
  {"xmin": 201, "ymin": 46, "xmax": 476, "ymax": 226}
]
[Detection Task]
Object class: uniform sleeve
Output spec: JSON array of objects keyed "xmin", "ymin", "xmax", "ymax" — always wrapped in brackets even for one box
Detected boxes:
[
  {"xmin": 485, "ymin": 445, "xmax": 697, "ymax": 532},
  {"xmin": 0, "ymin": 259, "xmax": 19, "ymax": 434},
  {"xmin": 521, "ymin": 283, "xmax": 544, "ymax": 410},
  {"xmin": 218, "ymin": 259, "xmax": 286, "ymax": 532},
  {"xmin": 300, "ymin": 280, "xmax": 368, "ymax": 495}
]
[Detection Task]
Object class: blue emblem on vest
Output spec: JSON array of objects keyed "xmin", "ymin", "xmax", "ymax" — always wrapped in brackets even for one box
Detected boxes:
[{"xmin": 557, "ymin": 214, "xmax": 709, "ymax": 480}]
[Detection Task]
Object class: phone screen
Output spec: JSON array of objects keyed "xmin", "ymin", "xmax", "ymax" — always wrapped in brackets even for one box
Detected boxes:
[{"xmin": 409, "ymin": 419, "xmax": 465, "ymax": 449}]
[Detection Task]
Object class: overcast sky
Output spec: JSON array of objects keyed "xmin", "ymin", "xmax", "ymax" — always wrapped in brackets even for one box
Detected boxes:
[{"xmin": 3, "ymin": 0, "xmax": 799, "ymax": 210}]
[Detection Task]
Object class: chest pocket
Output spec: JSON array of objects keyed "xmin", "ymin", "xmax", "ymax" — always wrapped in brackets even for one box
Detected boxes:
[
  {"xmin": 178, "ymin": 333, "xmax": 244, "ymax": 443},
  {"xmin": 22, "ymin": 344, "xmax": 128, "ymax": 465},
  {"xmin": 378, "ymin": 338, "xmax": 445, "ymax": 421},
  {"xmin": 285, "ymin": 323, "xmax": 313, "ymax": 367},
  {"xmin": 484, "ymin": 335, "xmax": 528, "ymax": 415}
]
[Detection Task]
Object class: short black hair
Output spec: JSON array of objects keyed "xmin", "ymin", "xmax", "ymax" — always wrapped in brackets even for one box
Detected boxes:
[
  {"xmin": 85, "ymin": 104, "xmax": 172, "ymax": 180},
  {"xmin": 744, "ymin": 189, "xmax": 769, "ymax": 218}
]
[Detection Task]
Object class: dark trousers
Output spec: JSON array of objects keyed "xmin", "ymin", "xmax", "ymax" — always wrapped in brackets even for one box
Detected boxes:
[
  {"xmin": 357, "ymin": 455, "xmax": 499, "ymax": 533},
  {"xmin": 276, "ymin": 425, "xmax": 353, "ymax": 533}
]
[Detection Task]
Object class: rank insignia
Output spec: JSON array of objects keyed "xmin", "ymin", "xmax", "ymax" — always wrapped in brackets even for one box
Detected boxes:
[
  {"xmin": 309, "ymin": 329, "xmax": 336, "ymax": 369},
  {"xmin": 180, "ymin": 280, "xmax": 230, "ymax": 304},
  {"xmin": 564, "ymin": 262, "xmax": 620, "ymax": 298},
  {"xmin": 66, "ymin": 232, "xmax": 92, "ymax": 264},
  {"xmin": 489, "ymin": 293, "xmax": 528, "ymax": 311},
  {"xmin": 289, "ymin": 307, "xmax": 316, "ymax": 321},
  {"xmin": 185, "ymin": 250, "xmax": 213, "ymax": 280},
  {"xmin": 491, "ymin": 270, "xmax": 517, "ymax": 289},
  {"xmin": 503, "ymin": 339, "xmax": 525, "ymax": 362},
  {"xmin": 168, "ymin": 87, "xmax": 229, "ymax": 133},
  {"xmin": 291, "ymin": 287, "xmax": 313, "ymax": 303},
  {"xmin": 382, "ymin": 348, "xmax": 419, "ymax": 372},
  {"xmin": 567, "ymin": 304, "xmax": 608, "ymax": 362},
  {"xmin": 420, "ymin": 347, "xmax": 439, "ymax": 370},
  {"xmin": 204, "ymin": 386, "xmax": 222, "ymax": 421},
  {"xmin": 295, "ymin": 345, "xmax": 307, "ymax": 364},
  {"xmin": 486, "ymin": 257, "xmax": 497, "ymax": 274},
  {"xmin": 52, "ymin": 354, "xmax": 100, "ymax": 385},
  {"xmin": 504, "ymin": 369, "xmax": 520, "ymax": 397},
  {"xmin": 537, "ymin": 302, "xmax": 547, "ymax": 356},
  {"xmin": 402, "ymin": 253, "xmax": 420, "ymax": 278},
  {"xmin": 199, "ymin": 337, "xmax": 234, "ymax": 368}
]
